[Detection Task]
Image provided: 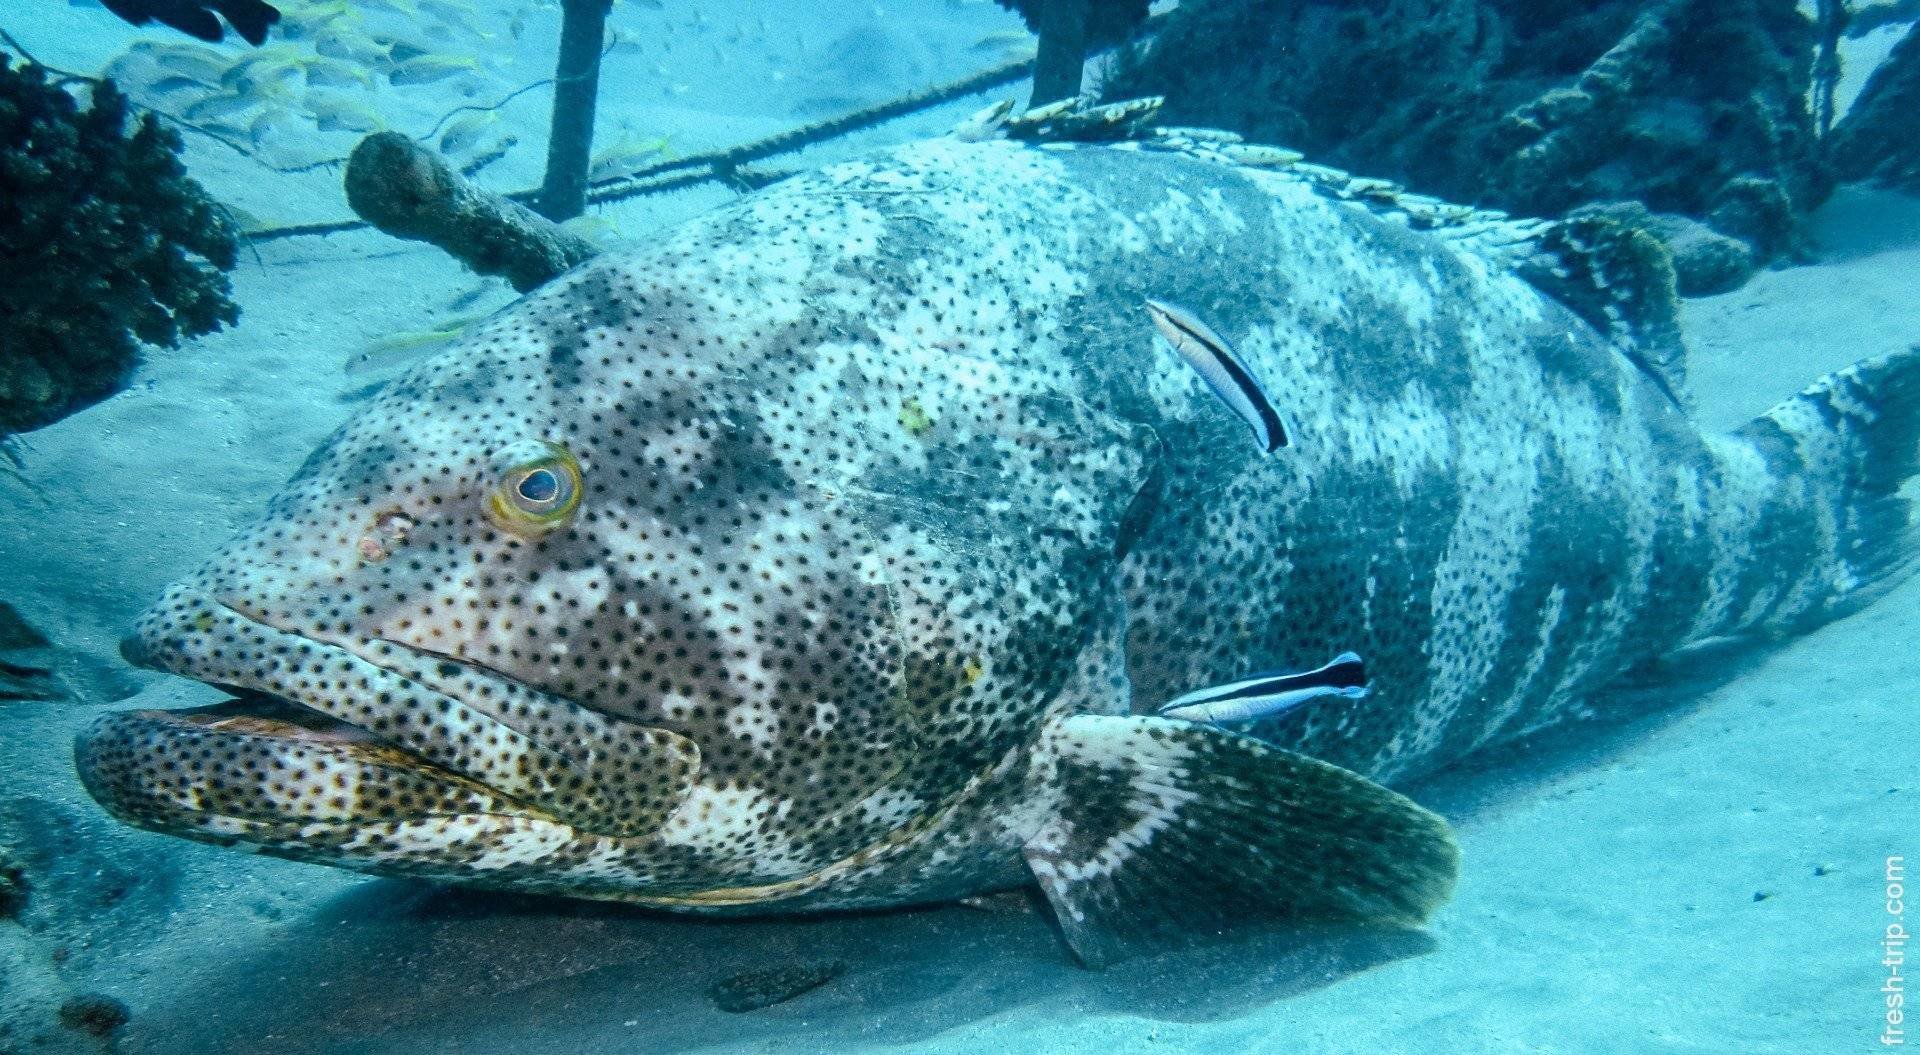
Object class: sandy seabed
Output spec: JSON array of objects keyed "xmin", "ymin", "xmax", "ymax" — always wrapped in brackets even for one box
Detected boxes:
[{"xmin": 2, "ymin": 2, "xmax": 1918, "ymax": 1052}]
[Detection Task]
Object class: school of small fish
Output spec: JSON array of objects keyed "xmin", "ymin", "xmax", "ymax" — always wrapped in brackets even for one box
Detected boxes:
[
  {"xmin": 89, "ymin": 0, "xmax": 1034, "ymax": 177},
  {"xmin": 94, "ymin": 0, "xmax": 537, "ymax": 163}
]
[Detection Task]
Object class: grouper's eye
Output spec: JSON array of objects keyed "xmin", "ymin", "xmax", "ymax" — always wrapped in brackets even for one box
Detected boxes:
[{"xmin": 486, "ymin": 440, "xmax": 582, "ymax": 535}]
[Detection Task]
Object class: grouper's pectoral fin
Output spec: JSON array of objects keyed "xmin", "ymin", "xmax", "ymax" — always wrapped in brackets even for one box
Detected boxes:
[{"xmin": 1021, "ymin": 715, "xmax": 1459, "ymax": 968}]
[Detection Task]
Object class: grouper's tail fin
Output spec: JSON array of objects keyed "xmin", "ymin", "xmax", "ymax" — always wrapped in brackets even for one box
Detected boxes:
[{"xmin": 1698, "ymin": 348, "xmax": 1920, "ymax": 641}]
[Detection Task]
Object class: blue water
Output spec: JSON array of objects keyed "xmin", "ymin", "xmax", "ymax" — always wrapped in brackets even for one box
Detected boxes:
[{"xmin": 3, "ymin": 1, "xmax": 1917, "ymax": 1052}]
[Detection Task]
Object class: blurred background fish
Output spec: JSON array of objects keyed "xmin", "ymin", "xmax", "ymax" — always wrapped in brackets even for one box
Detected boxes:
[
  {"xmin": 434, "ymin": 108, "xmax": 498, "ymax": 155},
  {"xmin": 587, "ymin": 130, "xmax": 671, "ymax": 180},
  {"xmin": 302, "ymin": 90, "xmax": 385, "ymax": 131}
]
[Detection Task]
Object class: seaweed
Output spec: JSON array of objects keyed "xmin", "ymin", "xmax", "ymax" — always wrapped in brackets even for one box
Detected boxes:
[
  {"xmin": 1104, "ymin": 0, "xmax": 1828, "ymax": 277},
  {"xmin": 0, "ymin": 56, "xmax": 239, "ymax": 436}
]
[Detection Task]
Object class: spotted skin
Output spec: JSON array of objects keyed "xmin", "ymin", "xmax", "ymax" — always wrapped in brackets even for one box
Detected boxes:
[{"xmin": 79, "ymin": 137, "xmax": 1918, "ymax": 926}]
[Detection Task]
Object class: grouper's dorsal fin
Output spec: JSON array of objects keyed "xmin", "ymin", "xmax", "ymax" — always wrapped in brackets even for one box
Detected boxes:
[
  {"xmin": 1023, "ymin": 104, "xmax": 1691, "ymax": 410},
  {"xmin": 1264, "ymin": 159, "xmax": 1692, "ymax": 410},
  {"xmin": 1274, "ymin": 172, "xmax": 1690, "ymax": 409},
  {"xmin": 1516, "ymin": 213, "xmax": 1690, "ymax": 410},
  {"xmin": 1243, "ymin": 156, "xmax": 1692, "ymax": 410}
]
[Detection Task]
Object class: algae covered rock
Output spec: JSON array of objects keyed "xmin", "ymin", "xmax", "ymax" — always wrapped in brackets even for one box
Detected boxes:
[
  {"xmin": 56, "ymin": 994, "xmax": 131, "ymax": 1040},
  {"xmin": 0, "ymin": 56, "xmax": 239, "ymax": 436},
  {"xmin": 1105, "ymin": 0, "xmax": 1827, "ymax": 281},
  {"xmin": 1658, "ymin": 220, "xmax": 1758, "ymax": 297},
  {"xmin": 708, "ymin": 961, "xmax": 847, "ymax": 1013}
]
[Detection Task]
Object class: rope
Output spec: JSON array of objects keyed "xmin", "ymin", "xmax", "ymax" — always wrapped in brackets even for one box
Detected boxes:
[{"xmin": 243, "ymin": 52, "xmax": 1038, "ymax": 243}]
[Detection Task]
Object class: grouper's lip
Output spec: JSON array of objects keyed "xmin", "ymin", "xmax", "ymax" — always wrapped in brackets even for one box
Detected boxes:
[
  {"xmin": 75, "ymin": 698, "xmax": 536, "ymax": 831},
  {"xmin": 131, "ymin": 690, "xmax": 384, "ymax": 746},
  {"xmin": 145, "ymin": 594, "xmax": 528, "ymax": 766}
]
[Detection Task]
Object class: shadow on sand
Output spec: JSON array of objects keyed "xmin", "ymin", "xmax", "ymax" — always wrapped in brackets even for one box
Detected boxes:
[{"xmin": 122, "ymin": 878, "xmax": 1433, "ymax": 1054}]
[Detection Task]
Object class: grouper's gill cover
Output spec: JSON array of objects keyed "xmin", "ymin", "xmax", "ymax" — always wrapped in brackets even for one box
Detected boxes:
[{"xmin": 80, "ymin": 135, "xmax": 1920, "ymax": 966}]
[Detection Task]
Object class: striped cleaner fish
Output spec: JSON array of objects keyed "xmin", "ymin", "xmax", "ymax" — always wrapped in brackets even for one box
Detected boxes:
[
  {"xmin": 78, "ymin": 128, "xmax": 1920, "ymax": 968},
  {"xmin": 1145, "ymin": 297, "xmax": 1288, "ymax": 453},
  {"xmin": 1158, "ymin": 651, "xmax": 1368, "ymax": 724}
]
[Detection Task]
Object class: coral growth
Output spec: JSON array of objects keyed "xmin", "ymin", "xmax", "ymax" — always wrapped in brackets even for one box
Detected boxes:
[
  {"xmin": 0, "ymin": 56, "xmax": 239, "ymax": 436},
  {"xmin": 1830, "ymin": 23, "xmax": 1920, "ymax": 193},
  {"xmin": 1573, "ymin": 200, "xmax": 1757, "ymax": 297},
  {"xmin": 1105, "ymin": 0, "xmax": 1827, "ymax": 282}
]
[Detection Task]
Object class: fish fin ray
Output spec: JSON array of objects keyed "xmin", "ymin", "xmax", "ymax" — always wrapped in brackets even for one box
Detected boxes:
[
  {"xmin": 1021, "ymin": 714, "xmax": 1459, "ymax": 968},
  {"xmin": 1734, "ymin": 346, "xmax": 1920, "ymax": 618},
  {"xmin": 1252, "ymin": 152, "xmax": 1691, "ymax": 410},
  {"xmin": 1136, "ymin": 128, "xmax": 1689, "ymax": 409},
  {"xmin": 1518, "ymin": 213, "xmax": 1690, "ymax": 410},
  {"xmin": 214, "ymin": 0, "xmax": 283, "ymax": 45}
]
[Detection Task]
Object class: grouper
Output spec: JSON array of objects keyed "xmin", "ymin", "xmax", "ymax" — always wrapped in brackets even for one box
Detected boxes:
[{"xmin": 77, "ymin": 124, "xmax": 1920, "ymax": 966}]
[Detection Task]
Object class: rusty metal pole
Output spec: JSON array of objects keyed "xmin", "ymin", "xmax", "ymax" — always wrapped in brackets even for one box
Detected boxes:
[
  {"xmin": 1031, "ymin": 0, "xmax": 1090, "ymax": 104},
  {"xmin": 534, "ymin": 0, "xmax": 612, "ymax": 221}
]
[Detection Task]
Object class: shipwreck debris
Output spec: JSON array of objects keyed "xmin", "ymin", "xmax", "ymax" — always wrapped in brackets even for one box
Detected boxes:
[{"xmin": 344, "ymin": 131, "xmax": 600, "ymax": 293}]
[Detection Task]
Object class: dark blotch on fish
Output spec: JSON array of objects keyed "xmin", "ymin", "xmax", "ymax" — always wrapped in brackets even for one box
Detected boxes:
[{"xmin": 707, "ymin": 960, "xmax": 847, "ymax": 1013}]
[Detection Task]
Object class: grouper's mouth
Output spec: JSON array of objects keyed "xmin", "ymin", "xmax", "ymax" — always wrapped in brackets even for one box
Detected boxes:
[
  {"xmin": 76, "ymin": 691, "xmax": 542, "ymax": 839},
  {"xmin": 76, "ymin": 585, "xmax": 701, "ymax": 872}
]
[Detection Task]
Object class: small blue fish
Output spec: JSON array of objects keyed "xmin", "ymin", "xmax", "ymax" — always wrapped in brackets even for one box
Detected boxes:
[
  {"xmin": 1145, "ymin": 298, "xmax": 1289, "ymax": 453},
  {"xmin": 1158, "ymin": 651, "xmax": 1368, "ymax": 724}
]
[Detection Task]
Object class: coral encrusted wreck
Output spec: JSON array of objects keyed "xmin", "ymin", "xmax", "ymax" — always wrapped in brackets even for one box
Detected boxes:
[
  {"xmin": 0, "ymin": 56, "xmax": 238, "ymax": 436},
  {"xmin": 1106, "ymin": 0, "xmax": 1829, "ymax": 294}
]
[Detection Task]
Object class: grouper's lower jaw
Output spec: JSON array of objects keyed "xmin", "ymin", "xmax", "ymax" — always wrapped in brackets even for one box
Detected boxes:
[
  {"xmin": 72, "ymin": 580, "xmax": 636, "ymax": 880},
  {"xmin": 74, "ymin": 698, "xmax": 568, "ymax": 869}
]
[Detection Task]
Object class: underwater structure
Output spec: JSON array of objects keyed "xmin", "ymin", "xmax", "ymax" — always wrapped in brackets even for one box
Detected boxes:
[
  {"xmin": 0, "ymin": 55, "xmax": 238, "ymax": 438},
  {"xmin": 531, "ymin": 0, "xmax": 610, "ymax": 221},
  {"xmin": 1832, "ymin": 19, "xmax": 1920, "ymax": 192},
  {"xmin": 993, "ymin": 0, "xmax": 1147, "ymax": 102},
  {"xmin": 1105, "ymin": 0, "xmax": 1829, "ymax": 295},
  {"xmin": 345, "ymin": 130, "xmax": 596, "ymax": 290}
]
